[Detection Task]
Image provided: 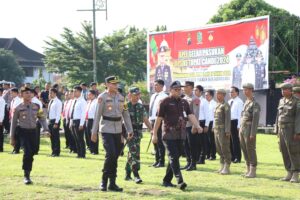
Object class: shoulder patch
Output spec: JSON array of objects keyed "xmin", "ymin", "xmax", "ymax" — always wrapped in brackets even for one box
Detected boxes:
[{"xmin": 98, "ymin": 97, "xmax": 103, "ymax": 104}]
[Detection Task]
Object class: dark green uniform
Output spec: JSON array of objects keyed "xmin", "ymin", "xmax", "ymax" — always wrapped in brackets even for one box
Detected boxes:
[{"xmin": 125, "ymin": 101, "xmax": 148, "ymax": 174}]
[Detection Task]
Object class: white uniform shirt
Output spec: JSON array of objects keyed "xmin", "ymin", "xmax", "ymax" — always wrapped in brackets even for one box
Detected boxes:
[
  {"xmin": 0, "ymin": 96, "xmax": 6, "ymax": 123},
  {"xmin": 48, "ymin": 97, "xmax": 63, "ymax": 123},
  {"xmin": 207, "ymin": 99, "xmax": 217, "ymax": 123},
  {"xmin": 10, "ymin": 96, "xmax": 22, "ymax": 118},
  {"xmin": 67, "ymin": 99, "xmax": 75, "ymax": 120},
  {"xmin": 149, "ymin": 91, "xmax": 168, "ymax": 120},
  {"xmin": 228, "ymin": 96, "xmax": 244, "ymax": 128},
  {"xmin": 62, "ymin": 100, "xmax": 71, "ymax": 119},
  {"xmin": 85, "ymin": 98, "xmax": 97, "ymax": 120},
  {"xmin": 32, "ymin": 96, "xmax": 43, "ymax": 108},
  {"xmin": 71, "ymin": 96, "xmax": 87, "ymax": 126},
  {"xmin": 198, "ymin": 96, "xmax": 210, "ymax": 126}
]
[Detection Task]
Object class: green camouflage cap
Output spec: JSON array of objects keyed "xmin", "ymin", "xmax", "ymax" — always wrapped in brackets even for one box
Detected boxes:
[{"xmin": 129, "ymin": 87, "xmax": 140, "ymax": 95}]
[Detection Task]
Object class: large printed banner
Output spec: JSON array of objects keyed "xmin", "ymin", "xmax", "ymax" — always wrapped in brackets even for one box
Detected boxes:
[{"xmin": 147, "ymin": 16, "xmax": 269, "ymax": 92}]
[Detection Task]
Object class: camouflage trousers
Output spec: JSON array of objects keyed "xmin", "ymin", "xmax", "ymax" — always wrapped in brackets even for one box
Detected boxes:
[{"xmin": 125, "ymin": 136, "xmax": 141, "ymax": 173}]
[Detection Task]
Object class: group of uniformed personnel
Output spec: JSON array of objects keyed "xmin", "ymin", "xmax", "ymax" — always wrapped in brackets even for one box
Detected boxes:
[{"xmin": 1, "ymin": 76, "xmax": 300, "ymax": 191}]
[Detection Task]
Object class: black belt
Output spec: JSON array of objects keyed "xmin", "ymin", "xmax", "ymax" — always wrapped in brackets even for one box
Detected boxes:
[{"xmin": 102, "ymin": 116, "xmax": 121, "ymax": 121}]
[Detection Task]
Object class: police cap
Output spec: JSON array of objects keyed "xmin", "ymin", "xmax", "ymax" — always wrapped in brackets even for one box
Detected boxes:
[
  {"xmin": 293, "ymin": 86, "xmax": 300, "ymax": 93},
  {"xmin": 242, "ymin": 83, "xmax": 254, "ymax": 89},
  {"xmin": 216, "ymin": 89, "xmax": 226, "ymax": 95},
  {"xmin": 280, "ymin": 83, "xmax": 293, "ymax": 90},
  {"xmin": 105, "ymin": 76, "xmax": 120, "ymax": 84}
]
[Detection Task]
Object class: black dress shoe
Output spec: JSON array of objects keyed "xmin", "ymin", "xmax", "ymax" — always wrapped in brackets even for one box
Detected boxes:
[
  {"xmin": 99, "ymin": 182, "xmax": 107, "ymax": 191},
  {"xmin": 11, "ymin": 151, "xmax": 19, "ymax": 154},
  {"xmin": 209, "ymin": 157, "xmax": 216, "ymax": 160},
  {"xmin": 179, "ymin": 182, "xmax": 187, "ymax": 190},
  {"xmin": 233, "ymin": 159, "xmax": 241, "ymax": 163},
  {"xmin": 24, "ymin": 177, "xmax": 33, "ymax": 185},
  {"xmin": 186, "ymin": 165, "xmax": 196, "ymax": 171},
  {"xmin": 197, "ymin": 160, "xmax": 205, "ymax": 164},
  {"xmin": 155, "ymin": 163, "xmax": 165, "ymax": 168},
  {"xmin": 180, "ymin": 163, "xmax": 191, "ymax": 170},
  {"xmin": 108, "ymin": 184, "xmax": 123, "ymax": 192},
  {"xmin": 162, "ymin": 182, "xmax": 176, "ymax": 187}
]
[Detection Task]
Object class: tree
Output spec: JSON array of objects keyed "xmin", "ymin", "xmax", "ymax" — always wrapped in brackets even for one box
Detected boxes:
[
  {"xmin": 209, "ymin": 0, "xmax": 300, "ymax": 81},
  {"xmin": 0, "ymin": 49, "xmax": 25, "ymax": 85},
  {"xmin": 44, "ymin": 22, "xmax": 147, "ymax": 85}
]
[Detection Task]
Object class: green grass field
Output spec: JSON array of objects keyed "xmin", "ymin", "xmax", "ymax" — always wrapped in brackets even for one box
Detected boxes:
[{"xmin": 0, "ymin": 133, "xmax": 300, "ymax": 200}]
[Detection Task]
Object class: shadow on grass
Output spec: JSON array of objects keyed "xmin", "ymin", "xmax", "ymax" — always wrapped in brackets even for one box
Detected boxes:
[{"xmin": 39, "ymin": 182, "xmax": 99, "ymax": 192}]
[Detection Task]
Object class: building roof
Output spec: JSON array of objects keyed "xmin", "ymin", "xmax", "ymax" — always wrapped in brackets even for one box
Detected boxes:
[{"xmin": 0, "ymin": 38, "xmax": 44, "ymax": 66}]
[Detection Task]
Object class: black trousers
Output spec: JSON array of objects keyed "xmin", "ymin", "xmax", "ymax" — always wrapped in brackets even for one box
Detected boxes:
[
  {"xmin": 207, "ymin": 121, "xmax": 216, "ymax": 159},
  {"xmin": 198, "ymin": 120, "xmax": 208, "ymax": 161},
  {"xmin": 3, "ymin": 105, "xmax": 10, "ymax": 132},
  {"xmin": 101, "ymin": 133, "xmax": 122, "ymax": 178},
  {"xmin": 13, "ymin": 126, "xmax": 21, "ymax": 153},
  {"xmin": 49, "ymin": 119, "xmax": 61, "ymax": 156},
  {"xmin": 71, "ymin": 120, "xmax": 85, "ymax": 158},
  {"xmin": 0, "ymin": 124, "xmax": 3, "ymax": 151},
  {"xmin": 184, "ymin": 126, "xmax": 198, "ymax": 163},
  {"xmin": 230, "ymin": 119, "xmax": 241, "ymax": 161},
  {"xmin": 35, "ymin": 121, "xmax": 41, "ymax": 154},
  {"xmin": 19, "ymin": 128, "xmax": 37, "ymax": 172},
  {"xmin": 163, "ymin": 139, "xmax": 184, "ymax": 184},
  {"xmin": 85, "ymin": 119, "xmax": 99, "ymax": 154},
  {"xmin": 63, "ymin": 119, "xmax": 70, "ymax": 148},
  {"xmin": 84, "ymin": 119, "xmax": 91, "ymax": 149},
  {"xmin": 66, "ymin": 120, "xmax": 77, "ymax": 153},
  {"xmin": 151, "ymin": 120, "xmax": 165, "ymax": 164}
]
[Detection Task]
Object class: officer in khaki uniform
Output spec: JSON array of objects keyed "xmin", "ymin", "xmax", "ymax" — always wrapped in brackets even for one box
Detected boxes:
[
  {"xmin": 214, "ymin": 89, "xmax": 231, "ymax": 175},
  {"xmin": 275, "ymin": 83, "xmax": 300, "ymax": 183},
  {"xmin": 10, "ymin": 87, "xmax": 49, "ymax": 185},
  {"xmin": 240, "ymin": 83, "xmax": 260, "ymax": 178},
  {"xmin": 293, "ymin": 86, "xmax": 300, "ymax": 99},
  {"xmin": 91, "ymin": 76, "xmax": 133, "ymax": 192}
]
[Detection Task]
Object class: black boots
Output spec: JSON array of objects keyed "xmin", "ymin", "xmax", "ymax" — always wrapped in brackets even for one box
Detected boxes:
[
  {"xmin": 23, "ymin": 170, "xmax": 32, "ymax": 185},
  {"xmin": 181, "ymin": 162, "xmax": 191, "ymax": 170},
  {"xmin": 108, "ymin": 177, "xmax": 123, "ymax": 192},
  {"xmin": 186, "ymin": 161, "xmax": 196, "ymax": 171},
  {"xmin": 125, "ymin": 171, "xmax": 132, "ymax": 181},
  {"xmin": 133, "ymin": 171, "xmax": 142, "ymax": 184}
]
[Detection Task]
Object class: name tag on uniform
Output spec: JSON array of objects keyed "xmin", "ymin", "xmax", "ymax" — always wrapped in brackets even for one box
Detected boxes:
[{"xmin": 183, "ymin": 111, "xmax": 187, "ymax": 118}]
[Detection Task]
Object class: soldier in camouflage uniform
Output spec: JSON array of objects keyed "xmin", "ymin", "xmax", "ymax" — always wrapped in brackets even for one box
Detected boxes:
[
  {"xmin": 275, "ymin": 83, "xmax": 300, "ymax": 183},
  {"xmin": 10, "ymin": 87, "xmax": 49, "ymax": 185},
  {"xmin": 240, "ymin": 83, "xmax": 260, "ymax": 178},
  {"xmin": 125, "ymin": 87, "xmax": 152, "ymax": 184},
  {"xmin": 214, "ymin": 89, "xmax": 231, "ymax": 175}
]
